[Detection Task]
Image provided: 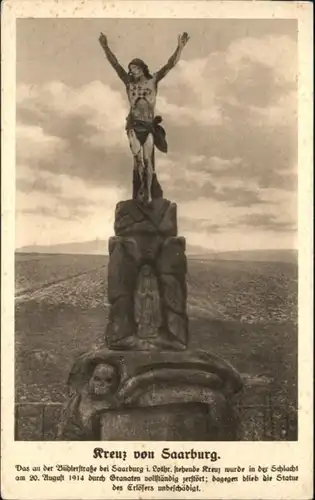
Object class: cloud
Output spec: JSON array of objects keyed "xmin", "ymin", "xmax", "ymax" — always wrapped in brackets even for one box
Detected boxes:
[
  {"xmin": 179, "ymin": 216, "xmax": 223, "ymax": 233},
  {"xmin": 17, "ymin": 165, "xmax": 125, "ymax": 211},
  {"xmin": 238, "ymin": 213, "xmax": 297, "ymax": 232},
  {"xmin": 226, "ymin": 35, "xmax": 297, "ymax": 85},
  {"xmin": 22, "ymin": 205, "xmax": 89, "ymax": 221},
  {"xmin": 17, "ymin": 80, "xmax": 132, "ymax": 188},
  {"xmin": 17, "ymin": 80, "xmax": 128, "ymax": 135},
  {"xmin": 155, "ymin": 152, "xmax": 293, "ymax": 211},
  {"xmin": 16, "ymin": 176, "xmax": 61, "ymax": 196},
  {"xmin": 200, "ymin": 156, "xmax": 242, "ymax": 173},
  {"xmin": 16, "ymin": 123, "xmax": 66, "ymax": 165},
  {"xmin": 178, "ymin": 187, "xmax": 296, "ymax": 235},
  {"xmin": 158, "ymin": 95, "xmax": 223, "ymax": 127},
  {"xmin": 158, "ymin": 34, "xmax": 296, "ymax": 126},
  {"xmin": 15, "ymin": 173, "xmax": 125, "ymax": 247},
  {"xmin": 16, "ymin": 161, "xmax": 126, "ymax": 248}
]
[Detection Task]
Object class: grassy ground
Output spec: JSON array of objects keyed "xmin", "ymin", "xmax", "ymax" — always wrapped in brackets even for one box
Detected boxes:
[
  {"xmin": 15, "ymin": 253, "xmax": 106, "ymax": 295},
  {"xmin": 15, "ymin": 254, "xmax": 298, "ymax": 426}
]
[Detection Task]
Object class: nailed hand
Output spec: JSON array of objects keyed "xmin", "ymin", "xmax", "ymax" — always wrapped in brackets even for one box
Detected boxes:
[
  {"xmin": 178, "ymin": 32, "xmax": 190, "ymax": 49},
  {"xmin": 99, "ymin": 32, "xmax": 108, "ymax": 48}
]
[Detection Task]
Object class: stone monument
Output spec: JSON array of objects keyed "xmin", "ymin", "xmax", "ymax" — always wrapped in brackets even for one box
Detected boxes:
[{"xmin": 57, "ymin": 33, "xmax": 243, "ymax": 441}]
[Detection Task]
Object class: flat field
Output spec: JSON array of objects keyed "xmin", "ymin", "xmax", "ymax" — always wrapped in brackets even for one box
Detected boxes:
[{"xmin": 15, "ymin": 253, "xmax": 298, "ymax": 429}]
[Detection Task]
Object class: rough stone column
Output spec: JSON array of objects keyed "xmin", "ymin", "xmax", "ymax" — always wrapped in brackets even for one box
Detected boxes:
[
  {"xmin": 105, "ymin": 198, "xmax": 189, "ymax": 351},
  {"xmin": 58, "ymin": 197, "xmax": 243, "ymax": 441}
]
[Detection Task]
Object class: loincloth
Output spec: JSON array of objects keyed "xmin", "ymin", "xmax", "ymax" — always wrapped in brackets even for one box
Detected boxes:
[{"xmin": 126, "ymin": 114, "xmax": 168, "ymax": 153}]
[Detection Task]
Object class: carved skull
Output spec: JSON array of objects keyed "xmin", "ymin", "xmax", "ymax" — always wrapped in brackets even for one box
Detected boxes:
[{"xmin": 88, "ymin": 364, "xmax": 119, "ymax": 399}]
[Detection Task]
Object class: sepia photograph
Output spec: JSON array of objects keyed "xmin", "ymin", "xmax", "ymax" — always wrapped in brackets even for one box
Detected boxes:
[{"xmin": 14, "ymin": 17, "xmax": 299, "ymax": 442}]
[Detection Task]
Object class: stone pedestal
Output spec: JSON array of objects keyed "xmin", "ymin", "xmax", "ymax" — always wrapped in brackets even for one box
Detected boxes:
[
  {"xmin": 58, "ymin": 198, "xmax": 243, "ymax": 441},
  {"xmin": 105, "ymin": 199, "xmax": 188, "ymax": 351},
  {"xmin": 58, "ymin": 349, "xmax": 242, "ymax": 440}
]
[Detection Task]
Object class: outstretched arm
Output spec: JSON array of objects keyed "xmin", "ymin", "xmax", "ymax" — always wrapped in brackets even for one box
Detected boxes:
[
  {"xmin": 99, "ymin": 33, "xmax": 128, "ymax": 84},
  {"xmin": 155, "ymin": 32, "xmax": 190, "ymax": 83}
]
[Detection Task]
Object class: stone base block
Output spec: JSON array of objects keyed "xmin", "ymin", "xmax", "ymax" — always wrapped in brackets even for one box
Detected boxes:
[
  {"xmin": 58, "ymin": 349, "xmax": 243, "ymax": 441},
  {"xmin": 98, "ymin": 403, "xmax": 213, "ymax": 441},
  {"xmin": 114, "ymin": 198, "xmax": 177, "ymax": 237}
]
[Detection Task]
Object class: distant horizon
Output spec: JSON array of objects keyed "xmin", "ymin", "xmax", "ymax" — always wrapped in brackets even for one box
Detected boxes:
[{"xmin": 15, "ymin": 238, "xmax": 298, "ymax": 254}]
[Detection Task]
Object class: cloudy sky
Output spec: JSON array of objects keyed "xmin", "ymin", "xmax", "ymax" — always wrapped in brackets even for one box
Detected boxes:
[{"xmin": 16, "ymin": 18, "xmax": 298, "ymax": 251}]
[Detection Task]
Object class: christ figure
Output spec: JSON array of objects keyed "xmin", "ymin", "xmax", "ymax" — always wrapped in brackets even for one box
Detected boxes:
[{"xmin": 99, "ymin": 31, "xmax": 190, "ymax": 204}]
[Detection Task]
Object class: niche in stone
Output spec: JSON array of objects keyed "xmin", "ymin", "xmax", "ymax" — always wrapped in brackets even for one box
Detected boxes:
[{"xmin": 134, "ymin": 264, "xmax": 162, "ymax": 339}]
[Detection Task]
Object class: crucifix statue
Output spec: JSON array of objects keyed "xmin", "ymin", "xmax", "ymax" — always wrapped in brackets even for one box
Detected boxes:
[
  {"xmin": 99, "ymin": 32, "xmax": 190, "ymax": 205},
  {"xmin": 58, "ymin": 32, "xmax": 243, "ymax": 443}
]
